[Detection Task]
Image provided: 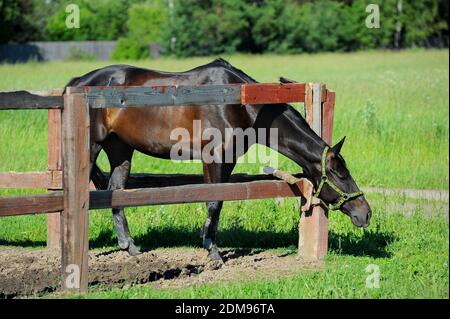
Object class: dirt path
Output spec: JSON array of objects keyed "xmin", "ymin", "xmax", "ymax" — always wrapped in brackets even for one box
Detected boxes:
[
  {"xmin": 362, "ymin": 187, "xmax": 449, "ymax": 201},
  {"xmin": 0, "ymin": 247, "xmax": 318, "ymax": 298}
]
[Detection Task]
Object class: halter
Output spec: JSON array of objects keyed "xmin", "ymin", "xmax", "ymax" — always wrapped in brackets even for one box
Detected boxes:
[{"xmin": 314, "ymin": 146, "xmax": 364, "ymax": 211}]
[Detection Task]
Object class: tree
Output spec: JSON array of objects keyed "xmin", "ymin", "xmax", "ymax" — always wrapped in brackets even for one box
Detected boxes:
[
  {"xmin": 112, "ymin": 0, "xmax": 169, "ymax": 60},
  {"xmin": 169, "ymin": 0, "xmax": 250, "ymax": 57},
  {"xmin": 46, "ymin": 0, "xmax": 130, "ymax": 41},
  {"xmin": 0, "ymin": 0, "xmax": 46, "ymax": 42}
]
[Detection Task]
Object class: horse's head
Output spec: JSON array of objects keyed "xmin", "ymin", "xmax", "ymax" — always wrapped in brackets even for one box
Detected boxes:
[{"xmin": 312, "ymin": 137, "xmax": 371, "ymax": 227}]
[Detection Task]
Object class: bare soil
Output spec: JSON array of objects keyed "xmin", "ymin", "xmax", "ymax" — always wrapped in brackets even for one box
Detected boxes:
[{"xmin": 0, "ymin": 247, "xmax": 319, "ymax": 298}]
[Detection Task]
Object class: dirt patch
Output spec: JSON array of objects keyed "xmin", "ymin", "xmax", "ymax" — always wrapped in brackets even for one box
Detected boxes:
[{"xmin": 0, "ymin": 247, "xmax": 319, "ymax": 298}]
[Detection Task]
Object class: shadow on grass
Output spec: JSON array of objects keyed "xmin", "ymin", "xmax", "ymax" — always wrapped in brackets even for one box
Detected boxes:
[
  {"xmin": 0, "ymin": 239, "xmax": 46, "ymax": 248},
  {"xmin": 86, "ymin": 226, "xmax": 397, "ymax": 259},
  {"xmin": 0, "ymin": 226, "xmax": 396, "ymax": 259},
  {"xmin": 328, "ymin": 231, "xmax": 396, "ymax": 258}
]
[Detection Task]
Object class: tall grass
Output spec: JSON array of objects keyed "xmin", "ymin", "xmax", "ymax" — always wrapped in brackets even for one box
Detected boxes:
[{"xmin": 0, "ymin": 50, "xmax": 448, "ymax": 189}]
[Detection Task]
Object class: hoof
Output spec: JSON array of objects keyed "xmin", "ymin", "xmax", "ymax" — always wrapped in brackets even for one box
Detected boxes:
[
  {"xmin": 127, "ymin": 242, "xmax": 142, "ymax": 256},
  {"xmin": 207, "ymin": 248, "xmax": 223, "ymax": 263}
]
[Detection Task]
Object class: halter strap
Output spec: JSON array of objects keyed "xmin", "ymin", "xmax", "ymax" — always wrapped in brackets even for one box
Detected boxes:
[{"xmin": 314, "ymin": 146, "xmax": 364, "ymax": 210}]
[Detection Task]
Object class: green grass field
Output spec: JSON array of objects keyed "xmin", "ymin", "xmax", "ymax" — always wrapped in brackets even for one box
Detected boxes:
[{"xmin": 0, "ymin": 50, "xmax": 448, "ymax": 298}]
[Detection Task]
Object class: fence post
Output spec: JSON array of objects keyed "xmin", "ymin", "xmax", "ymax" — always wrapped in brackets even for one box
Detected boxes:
[
  {"xmin": 47, "ymin": 108, "xmax": 62, "ymax": 249},
  {"xmin": 61, "ymin": 90, "xmax": 89, "ymax": 293},
  {"xmin": 298, "ymin": 83, "xmax": 330, "ymax": 260}
]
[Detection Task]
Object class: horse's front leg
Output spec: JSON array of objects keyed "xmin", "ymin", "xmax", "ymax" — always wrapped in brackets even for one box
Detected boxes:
[
  {"xmin": 103, "ymin": 136, "xmax": 141, "ymax": 256},
  {"xmin": 201, "ymin": 162, "xmax": 235, "ymax": 262},
  {"xmin": 202, "ymin": 201, "xmax": 224, "ymax": 261}
]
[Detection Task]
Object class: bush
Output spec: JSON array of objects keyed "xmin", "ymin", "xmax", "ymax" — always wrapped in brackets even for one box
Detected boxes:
[
  {"xmin": 248, "ymin": 0, "xmax": 285, "ymax": 53},
  {"xmin": 46, "ymin": 0, "xmax": 129, "ymax": 41},
  {"xmin": 281, "ymin": 1, "xmax": 348, "ymax": 53},
  {"xmin": 111, "ymin": 0, "xmax": 168, "ymax": 60},
  {"xmin": 111, "ymin": 38, "xmax": 149, "ymax": 60},
  {"xmin": 0, "ymin": 0, "xmax": 44, "ymax": 42},
  {"xmin": 170, "ymin": 0, "xmax": 250, "ymax": 57},
  {"xmin": 401, "ymin": 0, "xmax": 448, "ymax": 47},
  {"xmin": 127, "ymin": 1, "xmax": 167, "ymax": 43}
]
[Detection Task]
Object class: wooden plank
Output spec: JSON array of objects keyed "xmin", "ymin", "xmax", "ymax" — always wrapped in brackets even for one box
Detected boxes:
[
  {"xmin": 322, "ymin": 90, "xmax": 335, "ymax": 145},
  {"xmin": 61, "ymin": 92, "xmax": 89, "ymax": 293},
  {"xmin": 74, "ymin": 85, "xmax": 242, "ymax": 108},
  {"xmin": 48, "ymin": 109, "xmax": 62, "ymax": 172},
  {"xmin": 311, "ymin": 83, "xmax": 322, "ymax": 135},
  {"xmin": 298, "ymin": 207, "xmax": 328, "ymax": 260},
  {"xmin": 0, "ymin": 170, "xmax": 304, "ymax": 190},
  {"xmin": 0, "ymin": 192, "xmax": 63, "ymax": 216},
  {"xmin": 0, "ymin": 171, "xmax": 59, "ymax": 189},
  {"xmin": 299, "ymin": 83, "xmax": 329, "ymax": 261},
  {"xmin": 118, "ymin": 172, "xmax": 304, "ymax": 189},
  {"xmin": 241, "ymin": 83, "xmax": 306, "ymax": 105},
  {"xmin": 304, "ymin": 83, "xmax": 313, "ymax": 125},
  {"xmin": 46, "ymin": 202, "xmax": 61, "ymax": 250},
  {"xmin": 89, "ymin": 179, "xmax": 309, "ymax": 210},
  {"xmin": 0, "ymin": 91, "xmax": 63, "ymax": 109},
  {"xmin": 47, "ymin": 108, "xmax": 63, "ymax": 249},
  {"xmin": 0, "ymin": 178, "xmax": 309, "ymax": 216},
  {"xmin": 29, "ymin": 88, "xmax": 63, "ymax": 96}
]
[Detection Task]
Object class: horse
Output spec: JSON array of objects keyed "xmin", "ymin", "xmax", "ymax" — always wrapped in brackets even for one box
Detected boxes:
[{"xmin": 64, "ymin": 58, "xmax": 371, "ymax": 261}]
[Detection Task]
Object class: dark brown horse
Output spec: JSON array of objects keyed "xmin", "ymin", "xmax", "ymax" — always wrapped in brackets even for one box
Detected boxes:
[{"xmin": 65, "ymin": 58, "xmax": 371, "ymax": 260}]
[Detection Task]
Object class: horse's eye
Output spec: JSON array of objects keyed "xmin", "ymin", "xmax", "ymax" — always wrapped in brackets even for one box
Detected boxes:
[{"xmin": 331, "ymin": 167, "xmax": 349, "ymax": 179}]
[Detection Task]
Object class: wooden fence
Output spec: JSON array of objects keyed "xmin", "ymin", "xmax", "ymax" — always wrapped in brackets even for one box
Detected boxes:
[{"xmin": 0, "ymin": 82, "xmax": 335, "ymax": 293}]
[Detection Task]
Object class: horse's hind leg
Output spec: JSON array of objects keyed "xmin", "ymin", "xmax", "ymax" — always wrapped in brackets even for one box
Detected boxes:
[
  {"xmin": 201, "ymin": 162, "xmax": 235, "ymax": 262},
  {"xmin": 102, "ymin": 135, "xmax": 141, "ymax": 256},
  {"xmin": 90, "ymin": 142, "xmax": 108, "ymax": 190}
]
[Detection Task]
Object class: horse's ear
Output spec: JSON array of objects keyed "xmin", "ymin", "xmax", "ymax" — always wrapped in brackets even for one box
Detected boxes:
[
  {"xmin": 331, "ymin": 136, "xmax": 346, "ymax": 154},
  {"xmin": 279, "ymin": 76, "xmax": 297, "ymax": 84}
]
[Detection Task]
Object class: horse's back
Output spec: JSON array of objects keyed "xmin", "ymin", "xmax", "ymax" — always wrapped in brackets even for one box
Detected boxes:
[{"xmin": 72, "ymin": 60, "xmax": 252, "ymax": 158}]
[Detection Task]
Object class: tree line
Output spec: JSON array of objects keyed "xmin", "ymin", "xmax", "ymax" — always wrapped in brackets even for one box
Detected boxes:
[{"xmin": 1, "ymin": 0, "xmax": 448, "ymax": 58}]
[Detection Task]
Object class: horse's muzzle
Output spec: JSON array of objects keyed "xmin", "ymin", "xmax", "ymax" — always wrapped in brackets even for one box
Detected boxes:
[{"xmin": 343, "ymin": 197, "xmax": 372, "ymax": 227}]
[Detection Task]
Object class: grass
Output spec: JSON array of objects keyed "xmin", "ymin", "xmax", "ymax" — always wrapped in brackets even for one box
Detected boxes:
[
  {"xmin": 0, "ymin": 50, "xmax": 448, "ymax": 298},
  {"xmin": 80, "ymin": 196, "xmax": 449, "ymax": 299},
  {"xmin": 0, "ymin": 49, "xmax": 448, "ymax": 188}
]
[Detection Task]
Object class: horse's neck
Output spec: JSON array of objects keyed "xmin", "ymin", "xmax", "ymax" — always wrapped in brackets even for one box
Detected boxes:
[{"xmin": 270, "ymin": 105, "xmax": 326, "ymax": 176}]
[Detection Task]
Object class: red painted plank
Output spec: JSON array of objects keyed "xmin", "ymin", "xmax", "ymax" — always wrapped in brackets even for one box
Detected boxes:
[
  {"xmin": 241, "ymin": 83, "xmax": 306, "ymax": 105},
  {"xmin": 322, "ymin": 90, "xmax": 335, "ymax": 145}
]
